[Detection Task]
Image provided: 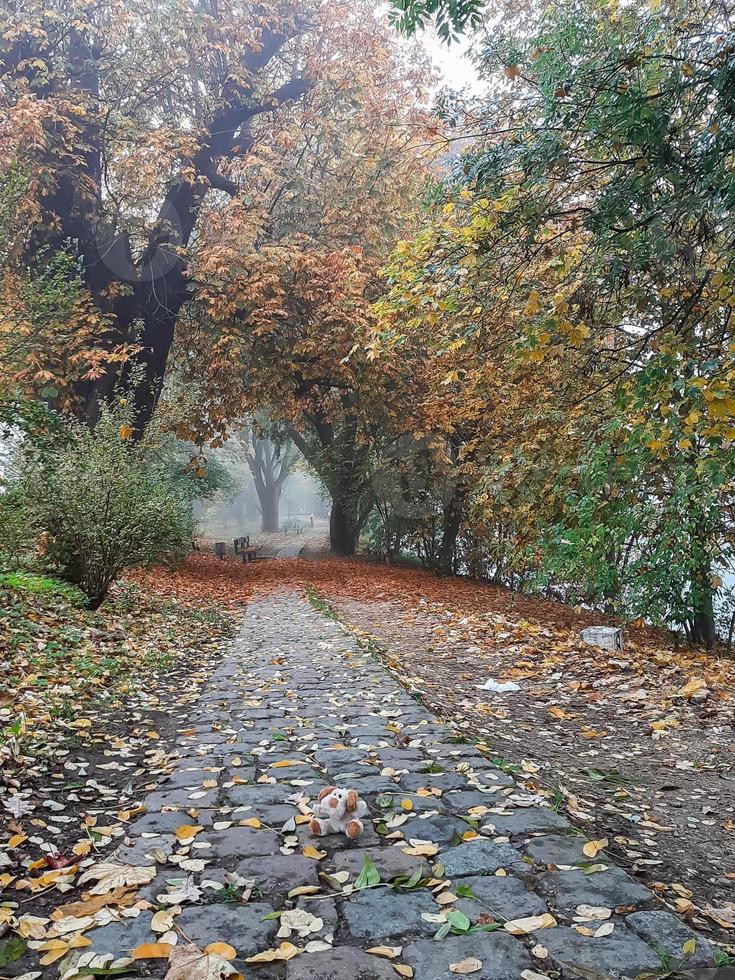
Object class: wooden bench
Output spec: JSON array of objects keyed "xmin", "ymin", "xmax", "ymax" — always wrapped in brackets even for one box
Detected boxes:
[
  {"xmin": 233, "ymin": 535, "xmax": 259, "ymax": 563},
  {"xmin": 240, "ymin": 545, "xmax": 258, "ymax": 563},
  {"xmin": 282, "ymin": 522, "xmax": 304, "ymax": 535}
]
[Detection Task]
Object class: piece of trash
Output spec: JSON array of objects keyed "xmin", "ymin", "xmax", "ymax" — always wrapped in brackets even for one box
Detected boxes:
[
  {"xmin": 475, "ymin": 679, "xmax": 521, "ymax": 693},
  {"xmin": 579, "ymin": 627, "xmax": 623, "ymax": 652}
]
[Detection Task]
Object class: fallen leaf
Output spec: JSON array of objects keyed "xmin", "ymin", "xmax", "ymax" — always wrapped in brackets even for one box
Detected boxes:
[
  {"xmin": 582, "ymin": 839, "xmax": 608, "ymax": 858},
  {"xmin": 449, "ymin": 958, "xmax": 483, "ymax": 974},
  {"xmin": 132, "ymin": 943, "xmax": 174, "ymax": 959},
  {"xmin": 77, "ymin": 863, "xmax": 156, "ymax": 895},
  {"xmin": 504, "ymin": 914, "xmax": 557, "ymax": 935},
  {"xmin": 204, "ymin": 943, "xmax": 237, "ymax": 959},
  {"xmin": 245, "ymin": 941, "xmax": 302, "ymax": 963}
]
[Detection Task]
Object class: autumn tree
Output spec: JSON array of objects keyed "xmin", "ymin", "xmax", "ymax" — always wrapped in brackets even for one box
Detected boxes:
[
  {"xmin": 376, "ymin": 0, "xmax": 735, "ymax": 644},
  {"xmin": 243, "ymin": 418, "xmax": 298, "ymax": 532},
  {"xmin": 173, "ymin": 1, "xmax": 433, "ymax": 553},
  {"xmin": 0, "ymin": 0, "xmax": 324, "ymax": 427}
]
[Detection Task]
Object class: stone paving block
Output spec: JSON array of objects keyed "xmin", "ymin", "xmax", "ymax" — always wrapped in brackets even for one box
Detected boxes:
[
  {"xmin": 453, "ymin": 873, "xmax": 548, "ymax": 921},
  {"xmin": 333, "ymin": 845, "xmax": 430, "ymax": 880},
  {"xmin": 438, "ymin": 838, "xmax": 526, "ymax": 877},
  {"xmin": 174, "ymin": 903, "xmax": 277, "ymax": 959},
  {"xmin": 298, "ymin": 820, "xmax": 382, "ymax": 850},
  {"xmin": 222, "ymin": 783, "xmax": 296, "ymax": 807},
  {"xmin": 116, "ymin": 833, "xmax": 175, "ymax": 866},
  {"xmin": 403, "ymin": 931, "xmax": 533, "ymax": 979},
  {"xmin": 159, "ymin": 767, "xmax": 225, "ymax": 789},
  {"xmin": 86, "ymin": 912, "xmax": 154, "ymax": 955},
  {"xmin": 342, "ymin": 775, "xmax": 404, "ymax": 795},
  {"xmin": 129, "ymin": 809, "xmax": 215, "ymax": 834},
  {"xmin": 343, "ymin": 888, "xmax": 438, "ymax": 940},
  {"xmin": 443, "ymin": 790, "xmax": 509, "ymax": 813},
  {"xmin": 480, "ymin": 807, "xmax": 572, "ymax": 837},
  {"xmin": 542, "ymin": 924, "xmax": 663, "ymax": 978},
  {"xmin": 626, "ymin": 909, "xmax": 715, "ymax": 968},
  {"xmin": 233, "ymin": 854, "xmax": 320, "ymax": 899},
  {"xmin": 524, "ymin": 832, "xmax": 604, "ymax": 867},
  {"xmin": 143, "ymin": 787, "xmax": 219, "ymax": 811},
  {"xmin": 403, "ymin": 814, "xmax": 468, "ymax": 844},
  {"xmin": 198, "ymin": 826, "xmax": 280, "ymax": 858},
  {"xmin": 538, "ymin": 866, "xmax": 656, "ymax": 915},
  {"xmin": 287, "ymin": 948, "xmax": 399, "ymax": 979},
  {"xmin": 401, "ymin": 772, "xmax": 470, "ymax": 793},
  {"xmin": 388, "ymin": 794, "xmax": 446, "ymax": 814}
]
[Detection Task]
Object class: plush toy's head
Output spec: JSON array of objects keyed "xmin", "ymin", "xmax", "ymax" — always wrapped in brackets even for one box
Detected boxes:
[{"xmin": 317, "ymin": 786, "xmax": 359, "ymax": 815}]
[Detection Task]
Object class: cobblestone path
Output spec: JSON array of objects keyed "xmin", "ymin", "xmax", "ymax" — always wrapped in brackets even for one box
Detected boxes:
[{"xmin": 87, "ymin": 592, "xmax": 714, "ymax": 979}]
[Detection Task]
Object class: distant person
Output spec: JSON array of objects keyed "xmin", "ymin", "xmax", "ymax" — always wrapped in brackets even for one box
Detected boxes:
[{"xmin": 310, "ymin": 513, "xmax": 314, "ymax": 527}]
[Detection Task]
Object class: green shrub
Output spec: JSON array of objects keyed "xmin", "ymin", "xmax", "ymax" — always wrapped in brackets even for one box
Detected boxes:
[
  {"xmin": 21, "ymin": 401, "xmax": 194, "ymax": 609},
  {"xmin": 0, "ymin": 484, "xmax": 29, "ymax": 567}
]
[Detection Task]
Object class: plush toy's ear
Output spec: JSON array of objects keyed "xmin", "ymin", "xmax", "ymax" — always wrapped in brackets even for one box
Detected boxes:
[
  {"xmin": 345, "ymin": 790, "xmax": 358, "ymax": 813},
  {"xmin": 318, "ymin": 786, "xmax": 335, "ymax": 802}
]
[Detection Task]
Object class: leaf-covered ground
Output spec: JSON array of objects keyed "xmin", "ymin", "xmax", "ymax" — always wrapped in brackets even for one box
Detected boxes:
[
  {"xmin": 2, "ymin": 553, "xmax": 733, "ymax": 977},
  {"xmin": 0, "ymin": 572, "xmax": 236, "ymax": 970},
  {"xmin": 135, "ymin": 555, "xmax": 735, "ymax": 942}
]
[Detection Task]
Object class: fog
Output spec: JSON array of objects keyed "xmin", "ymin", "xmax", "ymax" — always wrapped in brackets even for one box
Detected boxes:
[{"xmin": 193, "ymin": 438, "xmax": 329, "ymax": 540}]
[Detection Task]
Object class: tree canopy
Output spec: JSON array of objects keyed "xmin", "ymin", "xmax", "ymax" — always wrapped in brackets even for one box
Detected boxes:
[{"xmin": 2, "ymin": 0, "xmax": 735, "ymax": 644}]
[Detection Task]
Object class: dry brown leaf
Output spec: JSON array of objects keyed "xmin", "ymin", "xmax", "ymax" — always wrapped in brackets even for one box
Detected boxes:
[{"xmin": 77, "ymin": 862, "xmax": 156, "ymax": 895}]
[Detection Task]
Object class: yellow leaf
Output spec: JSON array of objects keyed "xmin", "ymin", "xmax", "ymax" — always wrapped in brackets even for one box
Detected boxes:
[
  {"xmin": 302, "ymin": 845, "xmax": 326, "ymax": 860},
  {"xmin": 270, "ymin": 760, "xmax": 299, "ymax": 768},
  {"xmin": 682, "ymin": 938, "xmax": 696, "ymax": 956},
  {"xmin": 132, "ymin": 942, "xmax": 174, "ymax": 959},
  {"xmin": 119, "ymin": 425, "xmax": 133, "ymax": 440},
  {"xmin": 8, "ymin": 834, "xmax": 26, "ymax": 848},
  {"xmin": 367, "ymin": 946, "xmax": 402, "ymax": 958},
  {"xmin": 204, "ymin": 942, "xmax": 237, "ymax": 959},
  {"xmin": 678, "ymin": 677, "xmax": 706, "ymax": 698},
  {"xmin": 175, "ymin": 824, "xmax": 203, "ymax": 841},
  {"xmin": 394, "ymin": 966, "xmax": 414, "ymax": 978},
  {"xmin": 246, "ymin": 942, "xmax": 302, "ymax": 963},
  {"xmin": 582, "ymin": 839, "xmax": 608, "ymax": 858},
  {"xmin": 504, "ymin": 913, "xmax": 557, "ymax": 935},
  {"xmin": 288, "ymin": 885, "xmax": 320, "ymax": 898},
  {"xmin": 239, "ymin": 818, "xmax": 262, "ymax": 829},
  {"xmin": 400, "ymin": 800, "xmax": 413, "ymax": 812}
]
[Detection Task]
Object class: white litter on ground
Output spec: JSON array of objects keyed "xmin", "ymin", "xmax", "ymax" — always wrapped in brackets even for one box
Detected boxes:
[{"xmin": 475, "ymin": 679, "xmax": 521, "ymax": 693}]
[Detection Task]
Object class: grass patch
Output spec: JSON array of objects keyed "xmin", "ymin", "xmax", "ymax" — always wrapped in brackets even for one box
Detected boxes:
[{"xmin": 0, "ymin": 570, "xmax": 86, "ymax": 604}]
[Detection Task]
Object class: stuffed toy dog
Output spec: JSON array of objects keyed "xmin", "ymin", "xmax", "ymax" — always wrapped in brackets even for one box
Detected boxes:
[{"xmin": 309, "ymin": 786, "xmax": 368, "ymax": 840}]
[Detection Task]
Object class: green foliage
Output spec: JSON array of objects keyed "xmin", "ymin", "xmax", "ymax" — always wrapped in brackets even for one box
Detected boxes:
[
  {"xmin": 15, "ymin": 400, "xmax": 194, "ymax": 608},
  {"xmin": 0, "ymin": 571, "xmax": 85, "ymax": 604},
  {"xmin": 388, "ymin": 0, "xmax": 485, "ymax": 40}
]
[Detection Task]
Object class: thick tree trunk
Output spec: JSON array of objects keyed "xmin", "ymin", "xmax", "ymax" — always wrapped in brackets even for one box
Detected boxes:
[
  {"xmin": 330, "ymin": 496, "xmax": 361, "ymax": 555},
  {"xmin": 439, "ymin": 501, "xmax": 461, "ymax": 575},
  {"xmin": 689, "ymin": 536, "xmax": 716, "ymax": 650},
  {"xmin": 690, "ymin": 575, "xmax": 716, "ymax": 649},
  {"xmin": 260, "ymin": 483, "xmax": 281, "ymax": 533},
  {"xmin": 245, "ymin": 431, "xmax": 295, "ymax": 534}
]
